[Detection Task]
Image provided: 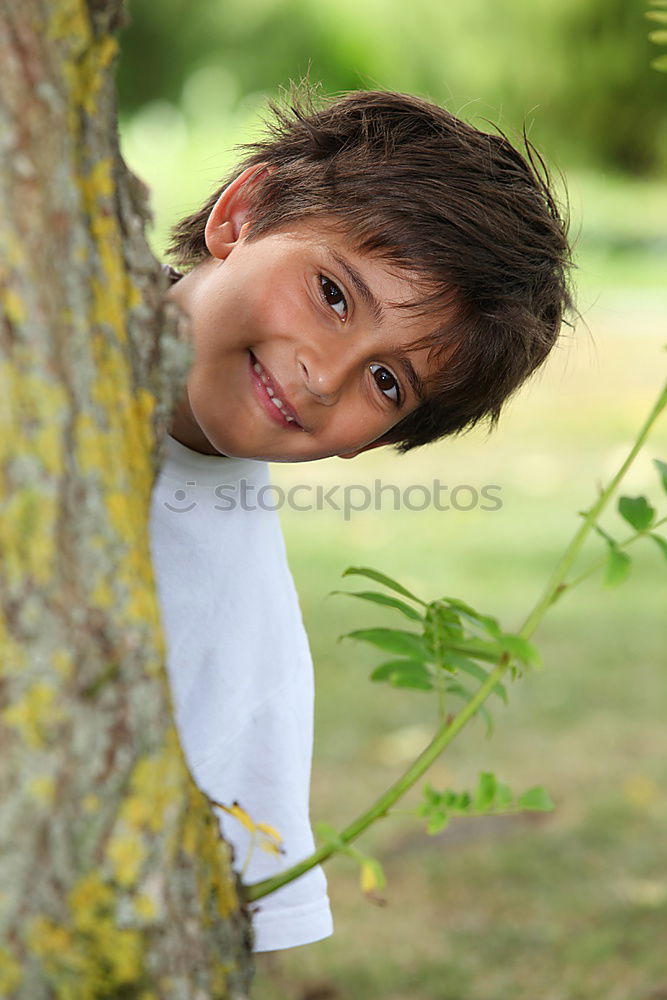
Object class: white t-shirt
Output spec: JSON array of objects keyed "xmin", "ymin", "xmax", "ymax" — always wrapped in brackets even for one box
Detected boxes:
[{"xmin": 149, "ymin": 435, "xmax": 332, "ymax": 951}]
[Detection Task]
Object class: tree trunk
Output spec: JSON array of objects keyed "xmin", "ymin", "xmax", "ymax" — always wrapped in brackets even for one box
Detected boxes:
[{"xmin": 0, "ymin": 2, "xmax": 253, "ymax": 996}]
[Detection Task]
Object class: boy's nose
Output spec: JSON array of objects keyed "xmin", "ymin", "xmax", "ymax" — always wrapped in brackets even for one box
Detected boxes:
[{"xmin": 297, "ymin": 345, "xmax": 354, "ymax": 405}]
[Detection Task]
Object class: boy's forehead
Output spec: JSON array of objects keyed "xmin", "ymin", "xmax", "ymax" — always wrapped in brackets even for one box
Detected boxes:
[{"xmin": 274, "ymin": 217, "xmax": 441, "ymax": 314}]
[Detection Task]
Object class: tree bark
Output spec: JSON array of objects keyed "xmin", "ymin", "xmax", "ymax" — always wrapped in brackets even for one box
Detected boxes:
[{"xmin": 0, "ymin": 2, "xmax": 253, "ymax": 996}]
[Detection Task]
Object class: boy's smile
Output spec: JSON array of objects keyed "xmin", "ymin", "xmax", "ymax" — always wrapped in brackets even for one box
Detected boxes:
[{"xmin": 169, "ymin": 204, "xmax": 440, "ymax": 462}]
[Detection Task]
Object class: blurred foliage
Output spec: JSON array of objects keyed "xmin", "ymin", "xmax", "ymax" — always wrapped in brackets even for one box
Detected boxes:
[
  {"xmin": 118, "ymin": 0, "xmax": 667, "ymax": 174},
  {"xmin": 648, "ymin": 0, "xmax": 667, "ymax": 72}
]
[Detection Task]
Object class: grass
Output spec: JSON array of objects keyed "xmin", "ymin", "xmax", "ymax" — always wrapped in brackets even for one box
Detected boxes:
[{"xmin": 258, "ymin": 801, "xmax": 667, "ymax": 999}]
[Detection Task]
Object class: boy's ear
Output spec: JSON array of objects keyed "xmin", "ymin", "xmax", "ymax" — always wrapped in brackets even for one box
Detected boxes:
[
  {"xmin": 337, "ymin": 438, "xmax": 389, "ymax": 459},
  {"xmin": 204, "ymin": 163, "xmax": 270, "ymax": 260}
]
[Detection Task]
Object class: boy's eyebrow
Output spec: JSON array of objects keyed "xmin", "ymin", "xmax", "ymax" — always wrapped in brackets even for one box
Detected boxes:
[
  {"xmin": 394, "ymin": 354, "xmax": 427, "ymax": 403},
  {"xmin": 327, "ymin": 251, "xmax": 384, "ymax": 325}
]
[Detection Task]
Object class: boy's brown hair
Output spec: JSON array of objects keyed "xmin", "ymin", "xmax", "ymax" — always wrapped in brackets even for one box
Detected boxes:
[{"xmin": 169, "ymin": 89, "xmax": 573, "ymax": 451}]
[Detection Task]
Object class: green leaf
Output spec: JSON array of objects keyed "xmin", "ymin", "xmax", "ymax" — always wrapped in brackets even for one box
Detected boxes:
[
  {"xmin": 605, "ymin": 547, "xmax": 632, "ymax": 587},
  {"xmin": 359, "ymin": 855, "xmax": 386, "ymax": 893},
  {"xmin": 646, "ymin": 9, "xmax": 667, "ymax": 22},
  {"xmin": 332, "ymin": 589, "xmax": 423, "ymax": 622},
  {"xmin": 517, "ymin": 786, "xmax": 555, "ymax": 812},
  {"xmin": 370, "ymin": 659, "xmax": 433, "ymax": 690},
  {"xmin": 450, "ymin": 791, "xmax": 472, "ymax": 814},
  {"xmin": 446, "ymin": 636, "xmax": 504, "ymax": 664},
  {"xmin": 342, "ymin": 566, "xmax": 424, "ymax": 603},
  {"xmin": 618, "ymin": 495, "xmax": 655, "ymax": 531},
  {"xmin": 495, "ymin": 782, "xmax": 514, "ymax": 810},
  {"xmin": 650, "ymin": 534, "xmax": 667, "ymax": 561},
  {"xmin": 445, "ymin": 681, "xmax": 495, "ymax": 734},
  {"xmin": 344, "ymin": 627, "xmax": 429, "ymax": 660},
  {"xmin": 426, "ymin": 810, "xmax": 450, "ymax": 835},
  {"xmin": 444, "ymin": 655, "xmax": 508, "ymax": 704},
  {"xmin": 424, "ymin": 602, "xmax": 463, "ymax": 659},
  {"xmin": 371, "ymin": 658, "xmax": 430, "ymax": 679},
  {"xmin": 443, "ymin": 598, "xmax": 502, "ymax": 638},
  {"xmin": 421, "ymin": 783, "xmax": 440, "ymax": 807},
  {"xmin": 390, "ymin": 672, "xmax": 433, "ymax": 691},
  {"xmin": 497, "ymin": 634, "xmax": 542, "ymax": 668},
  {"xmin": 314, "ymin": 822, "xmax": 344, "ymax": 847},
  {"xmin": 426, "ymin": 600, "xmax": 464, "ymax": 632},
  {"xmin": 478, "ymin": 702, "xmax": 494, "ymax": 737},
  {"xmin": 445, "ymin": 679, "xmax": 472, "ymax": 700},
  {"xmin": 649, "ymin": 28, "xmax": 667, "ymax": 42},
  {"xmin": 445, "ymin": 654, "xmax": 487, "ymax": 683},
  {"xmin": 651, "ymin": 53, "xmax": 667, "ymax": 70},
  {"xmin": 474, "ymin": 772, "xmax": 497, "ymax": 812},
  {"xmin": 655, "ymin": 459, "xmax": 667, "ymax": 493},
  {"xmin": 475, "ymin": 616, "xmax": 502, "ymax": 640},
  {"xmin": 595, "ymin": 522, "xmax": 633, "ymax": 586}
]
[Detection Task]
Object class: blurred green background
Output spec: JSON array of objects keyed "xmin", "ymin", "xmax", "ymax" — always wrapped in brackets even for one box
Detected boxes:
[{"xmin": 118, "ymin": 2, "xmax": 667, "ymax": 997}]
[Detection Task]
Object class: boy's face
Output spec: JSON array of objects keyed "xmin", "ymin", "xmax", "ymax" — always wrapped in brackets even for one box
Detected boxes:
[{"xmin": 170, "ymin": 177, "xmax": 441, "ymax": 463}]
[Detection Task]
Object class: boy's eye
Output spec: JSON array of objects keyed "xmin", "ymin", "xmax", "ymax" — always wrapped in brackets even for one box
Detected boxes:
[
  {"xmin": 369, "ymin": 363, "xmax": 400, "ymax": 405},
  {"xmin": 319, "ymin": 275, "xmax": 348, "ymax": 321}
]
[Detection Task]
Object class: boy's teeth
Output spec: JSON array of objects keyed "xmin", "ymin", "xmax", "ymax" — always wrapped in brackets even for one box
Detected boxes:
[{"xmin": 253, "ymin": 356, "xmax": 296, "ymax": 424}]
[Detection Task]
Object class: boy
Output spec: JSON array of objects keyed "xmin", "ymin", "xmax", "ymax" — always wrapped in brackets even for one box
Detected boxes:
[{"xmin": 149, "ymin": 89, "xmax": 572, "ymax": 952}]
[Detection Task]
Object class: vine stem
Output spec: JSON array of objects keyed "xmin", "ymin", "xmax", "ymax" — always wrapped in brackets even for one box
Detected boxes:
[
  {"xmin": 244, "ymin": 658, "xmax": 508, "ymax": 902},
  {"xmin": 244, "ymin": 378, "xmax": 667, "ymax": 904},
  {"xmin": 519, "ymin": 378, "xmax": 667, "ymax": 638},
  {"xmin": 563, "ymin": 513, "xmax": 667, "ymax": 592}
]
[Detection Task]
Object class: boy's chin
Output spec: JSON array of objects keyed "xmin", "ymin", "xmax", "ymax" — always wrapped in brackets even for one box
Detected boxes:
[
  {"xmin": 227, "ymin": 445, "xmax": 385, "ymax": 464},
  {"xmin": 171, "ymin": 413, "xmax": 391, "ymax": 463},
  {"xmin": 336, "ymin": 437, "xmax": 388, "ymax": 460},
  {"xmin": 276, "ymin": 439, "xmax": 389, "ymax": 463}
]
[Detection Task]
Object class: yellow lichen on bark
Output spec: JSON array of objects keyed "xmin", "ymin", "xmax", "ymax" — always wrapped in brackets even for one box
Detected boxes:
[
  {"xmin": 106, "ymin": 728, "xmax": 188, "ymax": 889},
  {"xmin": 0, "ymin": 625, "xmax": 26, "ymax": 679},
  {"xmin": 78, "ymin": 159, "xmax": 139, "ymax": 354},
  {"xmin": 0, "ymin": 949, "xmax": 23, "ymax": 994},
  {"xmin": 2, "ymin": 488, "xmax": 58, "ymax": 589},
  {"xmin": 77, "ymin": 35, "xmax": 118, "ymax": 116},
  {"xmin": 134, "ymin": 894, "xmax": 158, "ymax": 922},
  {"xmin": 2, "ymin": 683, "xmax": 62, "ymax": 749},
  {"xmin": 52, "ymin": 649, "xmax": 75, "ymax": 680},
  {"xmin": 0, "ymin": 361, "xmax": 69, "ymax": 589},
  {"xmin": 26, "ymin": 775, "xmax": 56, "ymax": 805},
  {"xmin": 121, "ymin": 728, "xmax": 184, "ymax": 835},
  {"xmin": 27, "ymin": 893, "xmax": 146, "ymax": 999},
  {"xmin": 107, "ymin": 834, "xmax": 149, "ymax": 888},
  {"xmin": 73, "ymin": 337, "xmax": 160, "ymax": 627},
  {"xmin": 182, "ymin": 786, "xmax": 240, "ymax": 922},
  {"xmin": 2, "ymin": 289, "xmax": 27, "ymax": 325},
  {"xmin": 28, "ymin": 873, "xmax": 151, "ymax": 996},
  {"xmin": 47, "ymin": 0, "xmax": 91, "ymax": 49},
  {"xmin": 49, "ymin": 0, "xmax": 118, "ymax": 125}
]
